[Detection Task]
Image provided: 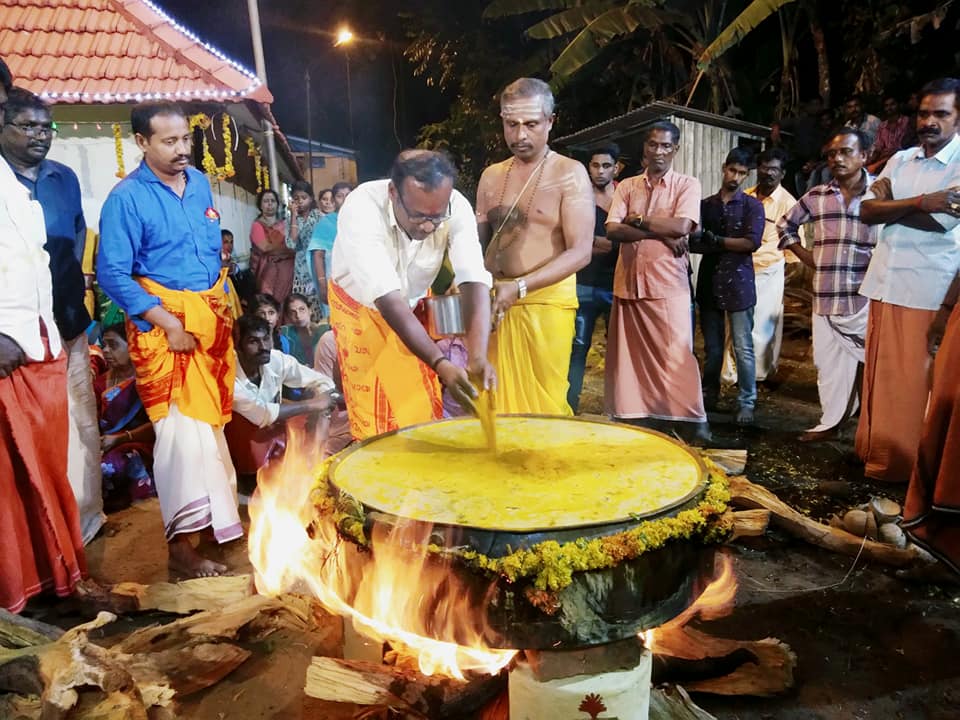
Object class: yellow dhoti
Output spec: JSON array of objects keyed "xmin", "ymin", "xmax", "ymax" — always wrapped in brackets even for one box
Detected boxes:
[
  {"xmin": 329, "ymin": 282, "xmax": 443, "ymax": 440},
  {"xmin": 490, "ymin": 276, "xmax": 577, "ymax": 415}
]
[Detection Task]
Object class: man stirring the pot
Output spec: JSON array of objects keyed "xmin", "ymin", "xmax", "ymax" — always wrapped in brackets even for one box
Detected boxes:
[{"xmin": 328, "ymin": 150, "xmax": 494, "ymax": 439}]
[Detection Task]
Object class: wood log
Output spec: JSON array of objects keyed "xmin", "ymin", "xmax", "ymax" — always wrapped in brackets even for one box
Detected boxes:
[
  {"xmin": 649, "ymin": 684, "xmax": 717, "ymax": 719},
  {"xmin": 651, "ymin": 626, "xmax": 795, "ymax": 697},
  {"xmin": 114, "ymin": 595, "xmax": 286, "ymax": 654},
  {"xmin": 728, "ymin": 509, "xmax": 771, "ymax": 541},
  {"xmin": 700, "ymin": 448, "xmax": 747, "ymax": 476},
  {"xmin": 73, "ymin": 575, "xmax": 255, "ymax": 615},
  {"xmin": 0, "ymin": 609, "xmax": 63, "ymax": 648},
  {"xmin": 304, "ymin": 656, "xmax": 506, "ymax": 719},
  {"xmin": 728, "ymin": 476, "xmax": 921, "ymax": 567},
  {"xmin": 0, "ymin": 693, "xmax": 41, "ymax": 720}
]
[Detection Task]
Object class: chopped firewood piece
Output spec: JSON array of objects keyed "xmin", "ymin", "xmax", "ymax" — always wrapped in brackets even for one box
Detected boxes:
[
  {"xmin": 652, "ymin": 626, "xmax": 796, "ymax": 696},
  {"xmin": 728, "ymin": 509, "xmax": 771, "ymax": 541},
  {"xmin": 76, "ymin": 575, "xmax": 255, "ymax": 615},
  {"xmin": 115, "ymin": 595, "xmax": 288, "ymax": 654},
  {"xmin": 0, "ymin": 609, "xmax": 63, "ymax": 649},
  {"xmin": 701, "ymin": 448, "xmax": 747, "ymax": 475},
  {"xmin": 728, "ymin": 476, "xmax": 921, "ymax": 567},
  {"xmin": 304, "ymin": 656, "xmax": 506, "ymax": 719},
  {"xmin": 649, "ymin": 684, "xmax": 717, "ymax": 719}
]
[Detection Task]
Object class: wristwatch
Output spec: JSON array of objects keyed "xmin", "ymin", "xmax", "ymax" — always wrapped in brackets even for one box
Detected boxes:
[{"xmin": 516, "ymin": 277, "xmax": 528, "ymax": 299}]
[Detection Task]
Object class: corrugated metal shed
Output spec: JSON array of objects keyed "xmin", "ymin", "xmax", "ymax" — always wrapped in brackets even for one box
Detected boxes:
[{"xmin": 556, "ymin": 101, "xmax": 771, "ymax": 193}]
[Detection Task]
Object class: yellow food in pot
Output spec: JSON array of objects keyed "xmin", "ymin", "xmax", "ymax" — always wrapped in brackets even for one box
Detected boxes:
[{"xmin": 329, "ymin": 417, "xmax": 705, "ymax": 531}]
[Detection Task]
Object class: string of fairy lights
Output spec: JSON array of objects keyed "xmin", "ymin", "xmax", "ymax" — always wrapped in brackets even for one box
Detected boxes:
[
  {"xmin": 37, "ymin": 0, "xmax": 265, "ymax": 104},
  {"xmin": 29, "ymin": 0, "xmax": 274, "ymax": 192}
]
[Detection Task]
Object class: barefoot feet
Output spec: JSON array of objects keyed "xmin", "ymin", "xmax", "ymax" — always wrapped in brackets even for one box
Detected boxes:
[{"xmin": 168, "ymin": 536, "xmax": 228, "ymax": 578}]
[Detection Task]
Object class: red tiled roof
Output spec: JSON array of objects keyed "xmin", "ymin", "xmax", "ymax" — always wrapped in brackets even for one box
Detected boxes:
[{"xmin": 0, "ymin": 0, "xmax": 273, "ymax": 104}]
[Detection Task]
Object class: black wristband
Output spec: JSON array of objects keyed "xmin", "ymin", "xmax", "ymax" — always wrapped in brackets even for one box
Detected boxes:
[{"xmin": 430, "ymin": 356, "xmax": 447, "ymax": 372}]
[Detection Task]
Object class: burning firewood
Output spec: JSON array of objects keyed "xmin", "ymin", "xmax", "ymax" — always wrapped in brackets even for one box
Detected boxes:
[
  {"xmin": 304, "ymin": 656, "xmax": 507, "ymax": 719},
  {"xmin": 651, "ymin": 626, "xmax": 796, "ymax": 696}
]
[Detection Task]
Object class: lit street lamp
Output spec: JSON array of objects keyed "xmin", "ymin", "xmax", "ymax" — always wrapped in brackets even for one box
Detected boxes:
[{"xmin": 334, "ymin": 26, "xmax": 355, "ymax": 148}]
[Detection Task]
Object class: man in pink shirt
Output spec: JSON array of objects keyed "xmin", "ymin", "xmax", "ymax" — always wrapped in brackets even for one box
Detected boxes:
[{"xmin": 605, "ymin": 121, "xmax": 708, "ymax": 440}]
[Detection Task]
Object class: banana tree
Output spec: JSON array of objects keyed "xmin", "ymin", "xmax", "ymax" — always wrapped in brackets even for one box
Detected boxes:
[{"xmin": 483, "ymin": 0, "xmax": 688, "ymax": 86}]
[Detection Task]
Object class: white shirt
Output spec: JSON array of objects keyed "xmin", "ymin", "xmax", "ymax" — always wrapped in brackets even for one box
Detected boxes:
[
  {"xmin": 859, "ymin": 133, "xmax": 960, "ymax": 310},
  {"xmin": 0, "ymin": 158, "xmax": 62, "ymax": 361},
  {"xmin": 233, "ymin": 350, "xmax": 335, "ymax": 428},
  {"xmin": 330, "ymin": 179, "xmax": 492, "ymax": 308}
]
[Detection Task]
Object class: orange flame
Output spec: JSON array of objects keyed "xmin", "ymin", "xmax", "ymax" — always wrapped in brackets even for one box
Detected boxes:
[
  {"xmin": 247, "ymin": 423, "xmax": 516, "ymax": 679},
  {"xmin": 643, "ymin": 550, "xmax": 737, "ymax": 654}
]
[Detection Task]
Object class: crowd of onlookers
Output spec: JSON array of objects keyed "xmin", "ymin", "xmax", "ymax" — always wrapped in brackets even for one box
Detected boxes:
[{"xmin": 3, "ymin": 45, "xmax": 959, "ymax": 609}]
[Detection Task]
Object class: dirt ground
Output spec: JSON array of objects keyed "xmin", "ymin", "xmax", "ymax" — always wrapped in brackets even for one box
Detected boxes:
[{"xmin": 17, "ymin": 328, "xmax": 960, "ymax": 719}]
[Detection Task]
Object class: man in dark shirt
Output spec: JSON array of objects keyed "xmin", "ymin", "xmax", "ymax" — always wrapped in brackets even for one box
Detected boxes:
[
  {"xmin": 0, "ymin": 88, "xmax": 103, "ymax": 542},
  {"xmin": 691, "ymin": 147, "xmax": 765, "ymax": 425},
  {"xmin": 567, "ymin": 144, "xmax": 620, "ymax": 412}
]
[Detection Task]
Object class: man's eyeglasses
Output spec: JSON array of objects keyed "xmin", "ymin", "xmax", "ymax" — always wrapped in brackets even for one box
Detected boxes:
[
  {"xmin": 6, "ymin": 121, "xmax": 58, "ymax": 138},
  {"xmin": 396, "ymin": 191, "xmax": 452, "ymax": 227}
]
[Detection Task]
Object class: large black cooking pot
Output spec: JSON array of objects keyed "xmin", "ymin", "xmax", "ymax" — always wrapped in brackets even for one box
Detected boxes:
[{"xmin": 323, "ymin": 416, "xmax": 718, "ymax": 650}]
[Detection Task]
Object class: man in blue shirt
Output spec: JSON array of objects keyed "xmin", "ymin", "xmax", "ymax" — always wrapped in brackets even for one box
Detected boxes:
[
  {"xmin": 691, "ymin": 147, "xmax": 765, "ymax": 425},
  {"xmin": 1, "ymin": 88, "xmax": 104, "ymax": 544},
  {"xmin": 98, "ymin": 102, "xmax": 240, "ymax": 578}
]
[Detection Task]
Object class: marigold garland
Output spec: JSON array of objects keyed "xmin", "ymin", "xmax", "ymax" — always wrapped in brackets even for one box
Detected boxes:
[
  {"xmin": 112, "ymin": 123, "xmax": 125, "ymax": 178},
  {"xmin": 189, "ymin": 112, "xmax": 235, "ymax": 182},
  {"xmin": 245, "ymin": 136, "xmax": 264, "ymax": 193},
  {"xmin": 311, "ymin": 455, "xmax": 733, "ymax": 596}
]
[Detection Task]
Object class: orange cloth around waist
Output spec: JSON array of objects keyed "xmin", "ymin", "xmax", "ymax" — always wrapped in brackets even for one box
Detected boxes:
[
  {"xmin": 128, "ymin": 269, "xmax": 235, "ymax": 426},
  {"xmin": 329, "ymin": 281, "xmax": 442, "ymax": 440}
]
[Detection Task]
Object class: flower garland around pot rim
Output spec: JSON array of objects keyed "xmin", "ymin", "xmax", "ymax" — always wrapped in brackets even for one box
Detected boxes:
[{"xmin": 309, "ymin": 456, "xmax": 733, "ymax": 597}]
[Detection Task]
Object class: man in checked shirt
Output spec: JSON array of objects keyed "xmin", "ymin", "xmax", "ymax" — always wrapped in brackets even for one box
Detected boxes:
[{"xmin": 777, "ymin": 127, "xmax": 878, "ymax": 442}]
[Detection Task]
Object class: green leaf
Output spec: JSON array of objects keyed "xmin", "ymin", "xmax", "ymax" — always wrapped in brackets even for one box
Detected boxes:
[
  {"xmin": 526, "ymin": 1, "xmax": 620, "ymax": 39},
  {"xmin": 483, "ymin": 0, "xmax": 583, "ymax": 20},
  {"xmin": 549, "ymin": 4, "xmax": 664, "ymax": 79},
  {"xmin": 696, "ymin": 0, "xmax": 798, "ymax": 71}
]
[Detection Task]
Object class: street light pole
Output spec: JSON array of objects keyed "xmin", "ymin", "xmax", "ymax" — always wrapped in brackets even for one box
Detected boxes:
[
  {"xmin": 246, "ymin": 0, "xmax": 280, "ymax": 190},
  {"xmin": 305, "ymin": 66, "xmax": 313, "ymax": 186},
  {"xmin": 334, "ymin": 26, "xmax": 355, "ymax": 150},
  {"xmin": 345, "ymin": 50, "xmax": 354, "ymax": 149}
]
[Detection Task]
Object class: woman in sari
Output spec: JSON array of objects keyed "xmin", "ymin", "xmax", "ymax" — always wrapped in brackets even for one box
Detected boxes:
[
  {"xmin": 286, "ymin": 180, "xmax": 323, "ymax": 320},
  {"xmin": 250, "ymin": 189, "xmax": 294, "ymax": 304},
  {"xmin": 94, "ymin": 324, "xmax": 155, "ymax": 511}
]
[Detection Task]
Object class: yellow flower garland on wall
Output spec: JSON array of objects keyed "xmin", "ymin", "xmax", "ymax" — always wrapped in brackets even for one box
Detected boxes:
[
  {"xmin": 189, "ymin": 112, "xmax": 235, "ymax": 182},
  {"xmin": 112, "ymin": 123, "xmax": 125, "ymax": 178},
  {"xmin": 245, "ymin": 136, "xmax": 264, "ymax": 193}
]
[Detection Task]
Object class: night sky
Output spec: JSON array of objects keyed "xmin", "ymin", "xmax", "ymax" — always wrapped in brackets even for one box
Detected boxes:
[{"xmin": 157, "ymin": 0, "xmax": 451, "ymax": 180}]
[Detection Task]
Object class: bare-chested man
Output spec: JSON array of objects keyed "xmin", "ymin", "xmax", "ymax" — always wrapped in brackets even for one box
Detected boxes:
[{"xmin": 476, "ymin": 78, "xmax": 594, "ymax": 414}]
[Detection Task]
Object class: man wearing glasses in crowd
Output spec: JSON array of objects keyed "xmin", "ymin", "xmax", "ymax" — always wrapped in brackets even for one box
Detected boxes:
[
  {"xmin": 0, "ymin": 88, "xmax": 104, "ymax": 545},
  {"xmin": 328, "ymin": 149, "xmax": 494, "ymax": 439}
]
